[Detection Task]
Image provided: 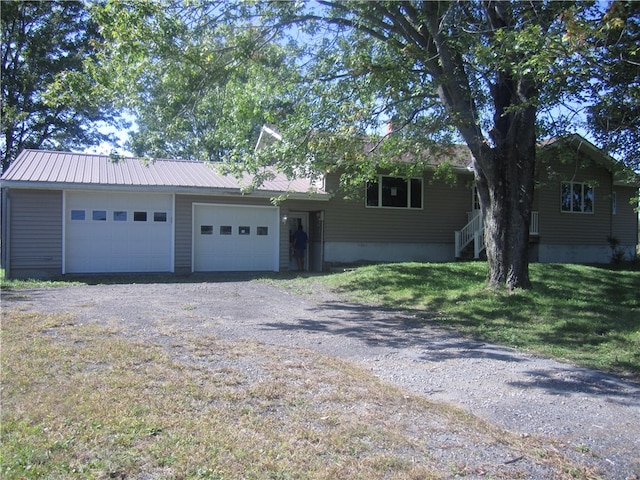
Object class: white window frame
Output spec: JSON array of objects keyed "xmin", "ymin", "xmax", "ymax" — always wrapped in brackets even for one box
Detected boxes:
[
  {"xmin": 561, "ymin": 181, "xmax": 594, "ymax": 214},
  {"xmin": 365, "ymin": 175, "xmax": 423, "ymax": 209}
]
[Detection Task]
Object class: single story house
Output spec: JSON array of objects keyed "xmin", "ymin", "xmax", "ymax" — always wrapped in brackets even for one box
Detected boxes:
[{"xmin": 1, "ymin": 133, "xmax": 637, "ymax": 278}]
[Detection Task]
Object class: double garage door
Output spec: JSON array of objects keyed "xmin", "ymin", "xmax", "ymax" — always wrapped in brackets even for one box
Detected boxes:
[
  {"xmin": 64, "ymin": 193, "xmax": 280, "ymax": 274},
  {"xmin": 193, "ymin": 203, "xmax": 279, "ymax": 272}
]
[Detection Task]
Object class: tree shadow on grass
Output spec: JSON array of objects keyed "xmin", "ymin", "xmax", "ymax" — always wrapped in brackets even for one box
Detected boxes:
[
  {"xmin": 263, "ymin": 300, "xmax": 531, "ymax": 363},
  {"xmin": 506, "ymin": 368, "xmax": 640, "ymax": 407},
  {"xmin": 261, "ymin": 298, "xmax": 640, "ymax": 401},
  {"xmin": 326, "ymin": 263, "xmax": 640, "ymax": 378}
]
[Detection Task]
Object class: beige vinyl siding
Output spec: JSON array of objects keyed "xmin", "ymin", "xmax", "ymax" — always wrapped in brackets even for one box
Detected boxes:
[
  {"xmin": 175, "ymin": 194, "xmax": 276, "ymax": 272},
  {"xmin": 322, "ymin": 172, "xmax": 472, "ymax": 244},
  {"xmin": 536, "ymin": 161, "xmax": 613, "ymax": 245},
  {"xmin": 175, "ymin": 194, "xmax": 324, "ymax": 272},
  {"xmin": 7, "ymin": 189, "xmax": 62, "ymax": 278},
  {"xmin": 174, "ymin": 194, "xmax": 194, "ymax": 272},
  {"xmin": 612, "ymin": 186, "xmax": 639, "ymax": 246}
]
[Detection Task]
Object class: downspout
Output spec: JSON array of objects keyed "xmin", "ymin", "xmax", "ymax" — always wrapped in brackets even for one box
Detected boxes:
[
  {"xmin": 319, "ymin": 210, "xmax": 325, "ymax": 272},
  {"xmin": 610, "ymin": 173, "xmax": 614, "ymax": 241},
  {"xmin": 1, "ymin": 188, "xmax": 9, "ymax": 277}
]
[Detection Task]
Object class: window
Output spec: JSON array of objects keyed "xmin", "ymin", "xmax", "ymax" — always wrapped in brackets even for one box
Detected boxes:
[
  {"xmin": 561, "ymin": 182, "xmax": 594, "ymax": 213},
  {"xmin": 154, "ymin": 212, "xmax": 167, "ymax": 222},
  {"xmin": 220, "ymin": 226, "xmax": 232, "ymax": 235},
  {"xmin": 71, "ymin": 210, "xmax": 85, "ymax": 220},
  {"xmin": 92, "ymin": 210, "xmax": 107, "ymax": 221},
  {"xmin": 472, "ymin": 186, "xmax": 481, "ymax": 210},
  {"xmin": 257, "ymin": 226, "xmax": 269, "ymax": 236},
  {"xmin": 200, "ymin": 225, "xmax": 213, "ymax": 235},
  {"xmin": 133, "ymin": 211, "xmax": 147, "ymax": 222},
  {"xmin": 239, "ymin": 226, "xmax": 250, "ymax": 235},
  {"xmin": 113, "ymin": 211, "xmax": 127, "ymax": 221},
  {"xmin": 366, "ymin": 176, "xmax": 423, "ymax": 209}
]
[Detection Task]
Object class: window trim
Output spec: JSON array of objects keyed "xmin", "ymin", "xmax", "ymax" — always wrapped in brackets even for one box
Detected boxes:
[
  {"xmin": 561, "ymin": 181, "xmax": 594, "ymax": 214},
  {"xmin": 92, "ymin": 210, "xmax": 107, "ymax": 221},
  {"xmin": 365, "ymin": 175, "xmax": 424, "ymax": 210},
  {"xmin": 70, "ymin": 210, "xmax": 85, "ymax": 221},
  {"xmin": 133, "ymin": 211, "xmax": 148, "ymax": 222}
]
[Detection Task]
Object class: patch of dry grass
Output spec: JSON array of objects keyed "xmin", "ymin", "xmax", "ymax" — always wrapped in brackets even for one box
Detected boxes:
[{"xmin": 1, "ymin": 309, "xmax": 600, "ymax": 479}]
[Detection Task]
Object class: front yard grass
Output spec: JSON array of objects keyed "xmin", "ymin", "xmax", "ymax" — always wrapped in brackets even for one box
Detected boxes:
[
  {"xmin": 308, "ymin": 262, "xmax": 640, "ymax": 380},
  {"xmin": 1, "ymin": 310, "xmax": 593, "ymax": 479},
  {"xmin": 2, "ymin": 263, "xmax": 635, "ymax": 478},
  {"xmin": 3, "ymin": 262, "xmax": 639, "ymax": 379}
]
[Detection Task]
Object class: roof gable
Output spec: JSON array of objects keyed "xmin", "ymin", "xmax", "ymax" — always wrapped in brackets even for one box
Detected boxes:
[{"xmin": 540, "ymin": 134, "xmax": 639, "ymax": 187}]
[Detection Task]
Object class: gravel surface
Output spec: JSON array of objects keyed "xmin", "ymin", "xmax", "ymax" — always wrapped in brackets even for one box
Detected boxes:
[{"xmin": 3, "ymin": 277, "xmax": 640, "ymax": 479}]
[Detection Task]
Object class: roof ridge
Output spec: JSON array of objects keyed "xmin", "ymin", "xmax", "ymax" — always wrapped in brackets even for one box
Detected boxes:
[{"xmin": 20, "ymin": 149, "xmax": 212, "ymax": 164}]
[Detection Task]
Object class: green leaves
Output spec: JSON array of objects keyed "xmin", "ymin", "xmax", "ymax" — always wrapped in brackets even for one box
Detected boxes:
[{"xmin": 1, "ymin": 0, "xmax": 120, "ymax": 170}]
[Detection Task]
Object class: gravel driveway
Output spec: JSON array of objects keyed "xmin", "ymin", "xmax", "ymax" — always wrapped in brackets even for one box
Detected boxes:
[{"xmin": 4, "ymin": 276, "xmax": 640, "ymax": 479}]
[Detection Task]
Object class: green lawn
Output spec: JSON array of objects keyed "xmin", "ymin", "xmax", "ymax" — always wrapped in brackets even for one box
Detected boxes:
[
  {"xmin": 308, "ymin": 262, "xmax": 640, "ymax": 380},
  {"xmin": 2, "ymin": 263, "xmax": 635, "ymax": 478}
]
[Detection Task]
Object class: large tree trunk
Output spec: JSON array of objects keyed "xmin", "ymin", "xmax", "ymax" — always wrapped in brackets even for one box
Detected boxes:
[
  {"xmin": 477, "ymin": 148, "xmax": 534, "ymax": 290},
  {"xmin": 475, "ymin": 74, "xmax": 537, "ymax": 290}
]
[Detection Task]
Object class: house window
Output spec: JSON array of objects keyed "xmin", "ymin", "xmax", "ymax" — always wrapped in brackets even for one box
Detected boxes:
[
  {"xmin": 92, "ymin": 210, "xmax": 107, "ymax": 221},
  {"xmin": 561, "ymin": 182, "xmax": 594, "ymax": 213},
  {"xmin": 200, "ymin": 225, "xmax": 213, "ymax": 235},
  {"xmin": 220, "ymin": 226, "xmax": 232, "ymax": 235},
  {"xmin": 366, "ymin": 176, "xmax": 423, "ymax": 209},
  {"xmin": 472, "ymin": 186, "xmax": 481, "ymax": 210},
  {"xmin": 71, "ymin": 210, "xmax": 85, "ymax": 220},
  {"xmin": 257, "ymin": 226, "xmax": 269, "ymax": 236},
  {"xmin": 154, "ymin": 212, "xmax": 167, "ymax": 222},
  {"xmin": 113, "ymin": 211, "xmax": 127, "ymax": 221},
  {"xmin": 133, "ymin": 211, "xmax": 147, "ymax": 221},
  {"xmin": 239, "ymin": 226, "xmax": 250, "ymax": 235}
]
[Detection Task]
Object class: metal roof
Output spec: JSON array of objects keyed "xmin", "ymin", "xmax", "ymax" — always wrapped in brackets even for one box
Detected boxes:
[{"xmin": 1, "ymin": 150, "xmax": 328, "ymax": 198}]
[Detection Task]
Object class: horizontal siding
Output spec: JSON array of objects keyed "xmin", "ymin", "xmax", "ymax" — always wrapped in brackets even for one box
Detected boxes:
[
  {"xmin": 612, "ymin": 186, "xmax": 639, "ymax": 246},
  {"xmin": 8, "ymin": 189, "xmax": 63, "ymax": 276},
  {"xmin": 322, "ymin": 172, "xmax": 472, "ymax": 244},
  {"xmin": 537, "ymin": 160, "xmax": 614, "ymax": 245},
  {"xmin": 175, "ymin": 194, "xmax": 323, "ymax": 272}
]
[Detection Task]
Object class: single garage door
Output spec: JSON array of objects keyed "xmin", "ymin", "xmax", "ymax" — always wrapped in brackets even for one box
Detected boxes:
[
  {"xmin": 193, "ymin": 203, "xmax": 279, "ymax": 272},
  {"xmin": 65, "ymin": 191, "xmax": 173, "ymax": 273}
]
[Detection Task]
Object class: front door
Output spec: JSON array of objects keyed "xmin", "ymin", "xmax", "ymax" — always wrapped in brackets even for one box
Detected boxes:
[{"xmin": 287, "ymin": 212, "xmax": 309, "ymax": 271}]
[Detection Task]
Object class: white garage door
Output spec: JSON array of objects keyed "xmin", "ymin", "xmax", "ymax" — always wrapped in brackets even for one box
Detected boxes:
[
  {"xmin": 193, "ymin": 204, "xmax": 279, "ymax": 272},
  {"xmin": 65, "ymin": 191, "xmax": 173, "ymax": 273}
]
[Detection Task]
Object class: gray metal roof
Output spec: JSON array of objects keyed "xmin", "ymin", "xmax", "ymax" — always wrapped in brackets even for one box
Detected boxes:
[{"xmin": 1, "ymin": 150, "xmax": 328, "ymax": 198}]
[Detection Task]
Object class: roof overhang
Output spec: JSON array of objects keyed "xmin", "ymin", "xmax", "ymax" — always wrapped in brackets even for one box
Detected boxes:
[{"xmin": 0, "ymin": 180, "xmax": 331, "ymax": 201}]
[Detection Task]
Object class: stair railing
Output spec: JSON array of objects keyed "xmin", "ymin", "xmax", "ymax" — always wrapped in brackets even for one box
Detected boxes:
[
  {"xmin": 455, "ymin": 211, "xmax": 539, "ymax": 258},
  {"xmin": 455, "ymin": 213, "xmax": 483, "ymax": 258}
]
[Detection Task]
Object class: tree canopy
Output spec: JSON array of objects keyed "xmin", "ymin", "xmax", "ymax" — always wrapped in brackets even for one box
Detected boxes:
[
  {"xmin": 0, "ymin": 0, "xmax": 121, "ymax": 172},
  {"xmin": 21, "ymin": 0, "xmax": 639, "ymax": 289},
  {"xmin": 585, "ymin": 1, "xmax": 640, "ymax": 171}
]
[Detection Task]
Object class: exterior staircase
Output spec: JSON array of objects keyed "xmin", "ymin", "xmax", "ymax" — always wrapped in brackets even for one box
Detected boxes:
[{"xmin": 455, "ymin": 211, "xmax": 539, "ymax": 259}]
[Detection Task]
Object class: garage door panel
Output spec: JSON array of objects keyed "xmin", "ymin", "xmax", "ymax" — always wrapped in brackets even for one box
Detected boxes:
[
  {"xmin": 65, "ymin": 192, "xmax": 173, "ymax": 273},
  {"xmin": 193, "ymin": 204, "xmax": 278, "ymax": 272}
]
